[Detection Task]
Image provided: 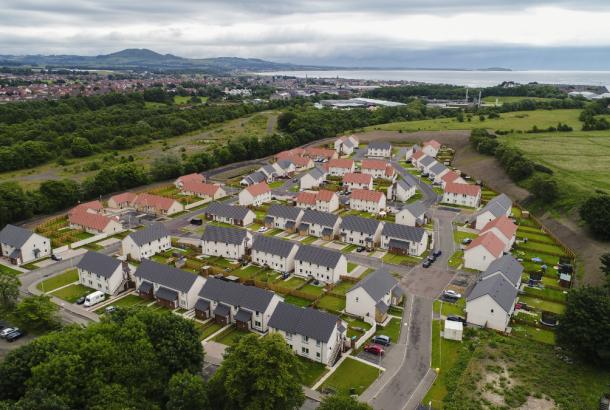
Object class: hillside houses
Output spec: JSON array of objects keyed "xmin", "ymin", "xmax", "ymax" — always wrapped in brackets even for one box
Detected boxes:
[
  {"xmin": 300, "ymin": 168, "xmax": 327, "ymax": 190},
  {"xmin": 133, "ymin": 193, "xmax": 184, "ymax": 216},
  {"xmin": 342, "ymin": 172, "xmax": 373, "ymax": 192},
  {"xmin": 442, "ymin": 183, "xmax": 481, "ymax": 208},
  {"xmin": 203, "ymin": 202, "xmax": 255, "ymax": 226},
  {"xmin": 339, "ymin": 215, "xmax": 383, "ymax": 250},
  {"xmin": 77, "ymin": 251, "xmax": 126, "ymax": 295},
  {"xmin": 464, "ymin": 231, "xmax": 505, "ymax": 271},
  {"xmin": 295, "ymin": 190, "xmax": 339, "ymax": 213},
  {"xmin": 264, "ymin": 204, "xmax": 304, "ymax": 232},
  {"xmin": 326, "ymin": 158, "xmax": 355, "ymax": 177},
  {"xmin": 346, "ymin": 269, "xmax": 403, "ymax": 324},
  {"xmin": 381, "ymin": 223, "xmax": 428, "ymax": 256},
  {"xmin": 366, "ymin": 141, "xmax": 392, "ymax": 158},
  {"xmin": 0, "ymin": 224, "xmax": 51, "ymax": 266},
  {"xmin": 350, "ymin": 189, "xmax": 387, "ymax": 214},
  {"xmin": 295, "ymin": 245, "xmax": 346, "ymax": 283},
  {"xmin": 475, "ymin": 194, "xmax": 512, "ymax": 230},
  {"xmin": 201, "ymin": 225, "xmax": 251, "ymax": 260},
  {"xmin": 121, "ymin": 222, "xmax": 171, "ymax": 261},
  {"xmin": 298, "ymin": 209, "xmax": 341, "ymax": 240},
  {"xmin": 251, "ymin": 235, "xmax": 299, "ymax": 273},
  {"xmin": 239, "ymin": 182, "xmax": 271, "ymax": 206},
  {"xmin": 361, "ymin": 159, "xmax": 395, "ymax": 180}
]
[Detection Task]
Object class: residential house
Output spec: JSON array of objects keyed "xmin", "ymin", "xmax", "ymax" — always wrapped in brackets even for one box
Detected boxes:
[
  {"xmin": 181, "ymin": 181, "xmax": 226, "ymax": 201},
  {"xmin": 134, "ymin": 259, "xmax": 206, "ymax": 309},
  {"xmin": 300, "ymin": 168, "xmax": 326, "ymax": 190},
  {"xmin": 294, "ymin": 245, "xmax": 347, "ymax": 283},
  {"xmin": 290, "ymin": 155, "xmax": 314, "ymax": 171},
  {"xmin": 121, "ymin": 222, "xmax": 171, "ymax": 261},
  {"xmin": 239, "ymin": 182, "xmax": 271, "ymax": 207},
  {"xmin": 326, "ymin": 158, "xmax": 355, "ymax": 177},
  {"xmin": 175, "ymin": 173, "xmax": 205, "ymax": 189},
  {"xmin": 0, "ymin": 224, "xmax": 51, "ymax": 265},
  {"xmin": 133, "ymin": 193, "xmax": 184, "ymax": 216},
  {"xmin": 77, "ymin": 251, "xmax": 126, "ymax": 295},
  {"xmin": 264, "ymin": 204, "xmax": 304, "ymax": 232},
  {"xmin": 305, "ymin": 147, "xmax": 337, "ymax": 162},
  {"xmin": 345, "ymin": 269, "xmax": 403, "ymax": 324},
  {"xmin": 361, "ymin": 159, "xmax": 395, "ymax": 180},
  {"xmin": 276, "ymin": 148, "xmax": 305, "ymax": 161},
  {"xmin": 269, "ymin": 302, "xmax": 347, "ymax": 365},
  {"xmin": 417, "ymin": 155, "xmax": 437, "ymax": 174},
  {"xmin": 404, "ymin": 144, "xmax": 421, "ymax": 161},
  {"xmin": 251, "ymin": 235, "xmax": 299, "ymax": 272},
  {"xmin": 107, "ymin": 192, "xmax": 137, "ymax": 209},
  {"xmin": 69, "ymin": 210, "xmax": 123, "ymax": 235},
  {"xmin": 441, "ymin": 171, "xmax": 466, "ymax": 189},
  {"xmin": 465, "ymin": 274, "xmax": 517, "ymax": 332},
  {"xmin": 295, "ymin": 190, "xmax": 339, "ymax": 213},
  {"xmin": 429, "ymin": 162, "xmax": 449, "ymax": 183},
  {"xmin": 464, "ymin": 232, "xmax": 505, "ymax": 271},
  {"xmin": 480, "ymin": 216, "xmax": 517, "ymax": 251},
  {"xmin": 339, "ymin": 215, "xmax": 383, "ymax": 249},
  {"xmin": 396, "ymin": 202, "xmax": 428, "ymax": 227},
  {"xmin": 276, "ymin": 160, "xmax": 296, "ymax": 177},
  {"xmin": 410, "ymin": 150, "xmax": 425, "ymax": 166},
  {"xmin": 202, "ymin": 202, "xmax": 255, "ymax": 226},
  {"xmin": 240, "ymin": 171, "xmax": 267, "ymax": 186},
  {"xmin": 350, "ymin": 189, "xmax": 387, "ymax": 214},
  {"xmin": 380, "ymin": 223, "xmax": 428, "ymax": 256},
  {"xmin": 342, "ymin": 172, "xmax": 373, "ymax": 192},
  {"xmin": 475, "ymin": 194, "xmax": 512, "ymax": 230},
  {"xmin": 201, "ymin": 225, "xmax": 252, "ymax": 260},
  {"xmin": 387, "ymin": 179, "xmax": 416, "ymax": 202},
  {"xmin": 442, "ymin": 183, "xmax": 481, "ymax": 208},
  {"xmin": 480, "ymin": 254, "xmax": 524, "ymax": 289},
  {"xmin": 422, "ymin": 140, "xmax": 441, "ymax": 157},
  {"xmin": 366, "ymin": 141, "xmax": 392, "ymax": 158},
  {"xmin": 69, "ymin": 200, "xmax": 103, "ymax": 216},
  {"xmin": 195, "ymin": 277, "xmax": 282, "ymax": 332},
  {"xmin": 297, "ymin": 209, "xmax": 341, "ymax": 240},
  {"xmin": 334, "ymin": 135, "xmax": 358, "ymax": 155},
  {"xmin": 258, "ymin": 164, "xmax": 280, "ymax": 182}
]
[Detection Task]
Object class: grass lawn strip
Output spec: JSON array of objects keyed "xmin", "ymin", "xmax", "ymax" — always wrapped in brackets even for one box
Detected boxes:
[
  {"xmin": 212, "ymin": 326, "xmax": 252, "ymax": 347},
  {"xmin": 0, "ymin": 264, "xmax": 23, "ymax": 275},
  {"xmin": 283, "ymin": 294, "xmax": 312, "ymax": 307},
  {"xmin": 423, "ymin": 320, "xmax": 462, "ymax": 406},
  {"xmin": 37, "ymin": 269, "xmax": 79, "ymax": 292},
  {"xmin": 198, "ymin": 321, "xmax": 224, "ymax": 341},
  {"xmin": 316, "ymin": 295, "xmax": 346, "ymax": 313},
  {"xmin": 375, "ymin": 317, "xmax": 401, "ymax": 342},
  {"xmin": 51, "ymin": 283, "xmax": 96, "ymax": 303},
  {"xmin": 319, "ymin": 357, "xmax": 380, "ymax": 395},
  {"xmin": 298, "ymin": 357, "xmax": 329, "ymax": 387},
  {"xmin": 94, "ymin": 294, "xmax": 147, "ymax": 313}
]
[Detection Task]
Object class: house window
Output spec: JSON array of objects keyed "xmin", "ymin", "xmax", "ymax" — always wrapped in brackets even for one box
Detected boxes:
[
  {"xmin": 316, "ymin": 352, "xmax": 321, "ymax": 358},
  {"xmin": 255, "ymin": 321, "xmax": 261, "ymax": 327},
  {"xmin": 301, "ymin": 347, "xmax": 309, "ymax": 355},
  {"xmin": 302, "ymin": 335, "xmax": 309, "ymax": 343}
]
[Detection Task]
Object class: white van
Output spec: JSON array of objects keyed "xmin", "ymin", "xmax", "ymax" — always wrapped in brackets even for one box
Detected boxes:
[{"xmin": 84, "ymin": 291, "xmax": 105, "ymax": 307}]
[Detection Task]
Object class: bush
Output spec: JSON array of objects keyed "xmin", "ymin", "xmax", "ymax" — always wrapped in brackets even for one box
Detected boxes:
[{"xmin": 579, "ymin": 195, "xmax": 610, "ymax": 239}]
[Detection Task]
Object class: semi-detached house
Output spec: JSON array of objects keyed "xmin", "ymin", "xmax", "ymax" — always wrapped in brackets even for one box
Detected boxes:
[
  {"xmin": 300, "ymin": 167, "xmax": 327, "ymax": 190},
  {"xmin": 0, "ymin": 224, "xmax": 51, "ymax": 266},
  {"xmin": 180, "ymin": 180, "xmax": 226, "ymax": 201},
  {"xmin": 340, "ymin": 215, "xmax": 383, "ymax": 250},
  {"xmin": 201, "ymin": 225, "xmax": 251, "ymax": 260},
  {"xmin": 480, "ymin": 216, "xmax": 517, "ymax": 252},
  {"xmin": 108, "ymin": 192, "xmax": 138, "ymax": 209},
  {"xmin": 239, "ymin": 182, "xmax": 271, "ymax": 206},
  {"xmin": 295, "ymin": 190, "xmax": 339, "ymax": 213},
  {"xmin": 442, "ymin": 183, "xmax": 481, "ymax": 208},
  {"xmin": 387, "ymin": 179, "xmax": 416, "ymax": 202},
  {"xmin": 441, "ymin": 171, "xmax": 466, "ymax": 189},
  {"xmin": 396, "ymin": 202, "xmax": 428, "ymax": 227},
  {"xmin": 342, "ymin": 172, "xmax": 373, "ymax": 192},
  {"xmin": 264, "ymin": 204, "xmax": 304, "ymax": 232},
  {"xmin": 417, "ymin": 155, "xmax": 437, "ymax": 174},
  {"xmin": 269, "ymin": 302, "xmax": 347, "ymax": 365},
  {"xmin": 475, "ymin": 193, "xmax": 512, "ymax": 230},
  {"xmin": 133, "ymin": 193, "xmax": 184, "ymax": 216},
  {"xmin": 381, "ymin": 222, "xmax": 428, "ymax": 256},
  {"xmin": 334, "ymin": 135, "xmax": 359, "ymax": 155},
  {"xmin": 480, "ymin": 254, "xmax": 523, "ymax": 289},
  {"xmin": 203, "ymin": 202, "xmax": 255, "ymax": 226},
  {"xmin": 294, "ymin": 245, "xmax": 346, "ymax": 284},
  {"xmin": 422, "ymin": 139, "xmax": 441, "ymax": 157},
  {"xmin": 77, "ymin": 251, "xmax": 126, "ymax": 295},
  {"xmin": 464, "ymin": 231, "xmax": 505, "ymax": 271},
  {"xmin": 345, "ymin": 269, "xmax": 403, "ymax": 324},
  {"xmin": 361, "ymin": 159, "xmax": 395, "ymax": 180},
  {"xmin": 297, "ymin": 209, "xmax": 341, "ymax": 240},
  {"xmin": 350, "ymin": 189, "xmax": 386, "ymax": 214},
  {"xmin": 326, "ymin": 158, "xmax": 355, "ymax": 177},
  {"xmin": 251, "ymin": 235, "xmax": 299, "ymax": 273},
  {"xmin": 366, "ymin": 141, "xmax": 392, "ymax": 158},
  {"xmin": 429, "ymin": 162, "xmax": 449, "ymax": 183},
  {"xmin": 121, "ymin": 222, "xmax": 171, "ymax": 261}
]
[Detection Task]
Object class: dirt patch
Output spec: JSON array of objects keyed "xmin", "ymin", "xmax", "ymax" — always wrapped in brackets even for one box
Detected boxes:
[
  {"xmin": 356, "ymin": 129, "xmax": 472, "ymax": 147},
  {"xmin": 478, "ymin": 361, "xmax": 512, "ymax": 407},
  {"xmin": 519, "ymin": 396, "xmax": 557, "ymax": 410}
]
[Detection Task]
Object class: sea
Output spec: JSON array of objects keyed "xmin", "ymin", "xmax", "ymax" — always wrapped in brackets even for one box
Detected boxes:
[{"xmin": 257, "ymin": 70, "xmax": 610, "ymax": 88}]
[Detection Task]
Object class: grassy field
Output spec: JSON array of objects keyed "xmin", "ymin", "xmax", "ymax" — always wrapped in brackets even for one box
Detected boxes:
[
  {"xmin": 212, "ymin": 326, "xmax": 251, "ymax": 347},
  {"xmin": 94, "ymin": 294, "xmax": 146, "ymax": 313},
  {"xmin": 319, "ymin": 357, "xmax": 380, "ymax": 395},
  {"xmin": 51, "ymin": 283, "xmax": 95, "ymax": 303},
  {"xmin": 482, "ymin": 96, "xmax": 557, "ymax": 104},
  {"xmin": 37, "ymin": 269, "xmax": 79, "ymax": 292},
  {"xmin": 374, "ymin": 318, "xmax": 401, "ymax": 343},
  {"xmin": 316, "ymin": 295, "xmax": 346, "ymax": 313}
]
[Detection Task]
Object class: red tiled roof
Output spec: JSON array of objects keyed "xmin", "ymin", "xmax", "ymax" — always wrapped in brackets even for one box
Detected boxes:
[
  {"xmin": 289, "ymin": 156, "xmax": 312, "ymax": 167},
  {"xmin": 481, "ymin": 215, "xmax": 517, "ymax": 240},
  {"xmin": 351, "ymin": 189, "xmax": 384, "ymax": 203},
  {"xmin": 69, "ymin": 209, "xmax": 116, "ymax": 232},
  {"xmin": 316, "ymin": 189, "xmax": 336, "ymax": 202},
  {"xmin": 133, "ymin": 193, "xmax": 178, "ymax": 211},
  {"xmin": 327, "ymin": 158, "xmax": 354, "ymax": 169},
  {"xmin": 296, "ymin": 191, "xmax": 317, "ymax": 205},
  {"xmin": 69, "ymin": 200, "xmax": 103, "ymax": 215},
  {"xmin": 246, "ymin": 182, "xmax": 270, "ymax": 197},
  {"xmin": 423, "ymin": 140, "xmax": 441, "ymax": 149},
  {"xmin": 276, "ymin": 148, "xmax": 305, "ymax": 160},
  {"xmin": 182, "ymin": 181, "xmax": 220, "ymax": 197},
  {"xmin": 465, "ymin": 231, "xmax": 505, "ymax": 257},
  {"xmin": 305, "ymin": 147, "xmax": 335, "ymax": 159},
  {"xmin": 412, "ymin": 150, "xmax": 425, "ymax": 161},
  {"xmin": 176, "ymin": 173, "xmax": 204, "ymax": 185},
  {"xmin": 444, "ymin": 182, "xmax": 481, "ymax": 197},
  {"xmin": 361, "ymin": 159, "xmax": 389, "ymax": 170},
  {"xmin": 343, "ymin": 172, "xmax": 373, "ymax": 184},
  {"xmin": 109, "ymin": 192, "xmax": 137, "ymax": 205},
  {"xmin": 441, "ymin": 171, "xmax": 460, "ymax": 183}
]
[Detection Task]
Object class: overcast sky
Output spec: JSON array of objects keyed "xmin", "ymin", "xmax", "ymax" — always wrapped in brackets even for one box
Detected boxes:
[{"xmin": 2, "ymin": 0, "xmax": 610, "ymax": 69}]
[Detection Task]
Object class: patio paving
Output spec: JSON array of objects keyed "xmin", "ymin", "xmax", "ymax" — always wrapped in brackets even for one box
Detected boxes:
[{"xmin": 98, "ymin": 237, "xmax": 120, "ymax": 247}]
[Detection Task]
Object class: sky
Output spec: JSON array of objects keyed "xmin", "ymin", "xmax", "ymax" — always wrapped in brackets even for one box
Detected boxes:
[{"xmin": 2, "ymin": 0, "xmax": 610, "ymax": 69}]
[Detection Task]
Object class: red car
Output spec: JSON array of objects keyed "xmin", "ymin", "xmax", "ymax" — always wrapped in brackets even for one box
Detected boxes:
[{"xmin": 363, "ymin": 344, "xmax": 385, "ymax": 356}]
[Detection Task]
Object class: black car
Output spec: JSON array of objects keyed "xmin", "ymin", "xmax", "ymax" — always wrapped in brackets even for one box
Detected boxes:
[
  {"xmin": 433, "ymin": 250, "xmax": 442, "ymax": 258},
  {"xmin": 6, "ymin": 330, "xmax": 24, "ymax": 343},
  {"xmin": 356, "ymin": 246, "xmax": 366, "ymax": 253},
  {"xmin": 446, "ymin": 315, "xmax": 466, "ymax": 324},
  {"xmin": 190, "ymin": 218, "xmax": 203, "ymax": 226},
  {"xmin": 51, "ymin": 254, "xmax": 62, "ymax": 261},
  {"xmin": 427, "ymin": 255, "xmax": 436, "ymax": 263},
  {"xmin": 422, "ymin": 260, "xmax": 431, "ymax": 268},
  {"xmin": 76, "ymin": 296, "xmax": 86, "ymax": 305}
]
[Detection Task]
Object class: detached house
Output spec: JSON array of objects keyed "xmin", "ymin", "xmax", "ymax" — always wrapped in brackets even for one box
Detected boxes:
[
  {"xmin": 350, "ymin": 189, "xmax": 387, "ymax": 214},
  {"xmin": 175, "ymin": 173, "xmax": 205, "ymax": 189},
  {"xmin": 69, "ymin": 210, "xmax": 123, "ymax": 235},
  {"xmin": 295, "ymin": 190, "xmax": 339, "ymax": 213},
  {"xmin": 134, "ymin": 260, "xmax": 205, "ymax": 309},
  {"xmin": 201, "ymin": 225, "xmax": 251, "ymax": 260},
  {"xmin": 340, "ymin": 215, "xmax": 383, "ymax": 249},
  {"xmin": 346, "ymin": 269, "xmax": 403, "ymax": 324},
  {"xmin": 300, "ymin": 168, "xmax": 326, "ymax": 190},
  {"xmin": 77, "ymin": 251, "xmax": 126, "ymax": 295},
  {"xmin": 410, "ymin": 150, "xmax": 425, "ymax": 166},
  {"xmin": 251, "ymin": 235, "xmax": 299, "ymax": 273},
  {"xmin": 417, "ymin": 155, "xmax": 437, "ymax": 174},
  {"xmin": 465, "ymin": 274, "xmax": 517, "ymax": 332},
  {"xmin": 404, "ymin": 144, "xmax": 421, "ymax": 161},
  {"xmin": 294, "ymin": 245, "xmax": 347, "ymax": 283},
  {"xmin": 269, "ymin": 302, "xmax": 347, "ymax": 365},
  {"xmin": 342, "ymin": 172, "xmax": 373, "ymax": 192},
  {"xmin": 195, "ymin": 277, "xmax": 282, "ymax": 332},
  {"xmin": 441, "ymin": 171, "xmax": 466, "ymax": 189},
  {"xmin": 121, "ymin": 222, "xmax": 171, "ymax": 261},
  {"xmin": 422, "ymin": 140, "xmax": 441, "ymax": 157},
  {"xmin": 334, "ymin": 135, "xmax": 359, "ymax": 155},
  {"xmin": 239, "ymin": 182, "xmax": 271, "ymax": 207},
  {"xmin": 265, "ymin": 204, "xmax": 303, "ymax": 232},
  {"xmin": 475, "ymin": 194, "xmax": 512, "ymax": 230},
  {"xmin": 429, "ymin": 162, "xmax": 449, "ymax": 183},
  {"xmin": 396, "ymin": 202, "xmax": 428, "ymax": 227},
  {"xmin": 276, "ymin": 160, "xmax": 296, "ymax": 177},
  {"xmin": 305, "ymin": 147, "xmax": 337, "ymax": 162},
  {"xmin": 381, "ymin": 223, "xmax": 428, "ymax": 256},
  {"xmin": 464, "ymin": 232, "xmax": 505, "ymax": 271},
  {"xmin": 258, "ymin": 164, "xmax": 279, "ymax": 182},
  {"xmin": 290, "ymin": 155, "xmax": 315, "ymax": 171},
  {"xmin": 181, "ymin": 181, "xmax": 226, "ymax": 201},
  {"xmin": 0, "ymin": 224, "xmax": 51, "ymax": 266},
  {"xmin": 108, "ymin": 192, "xmax": 137, "ymax": 209},
  {"xmin": 203, "ymin": 202, "xmax": 255, "ymax": 226},
  {"xmin": 366, "ymin": 141, "xmax": 392, "ymax": 158},
  {"xmin": 442, "ymin": 183, "xmax": 481, "ymax": 208},
  {"xmin": 240, "ymin": 171, "xmax": 267, "ymax": 186},
  {"xmin": 387, "ymin": 179, "xmax": 416, "ymax": 202},
  {"xmin": 480, "ymin": 216, "xmax": 517, "ymax": 251},
  {"xmin": 326, "ymin": 158, "xmax": 355, "ymax": 177},
  {"xmin": 298, "ymin": 209, "xmax": 341, "ymax": 240},
  {"xmin": 361, "ymin": 159, "xmax": 395, "ymax": 180},
  {"xmin": 481, "ymin": 254, "xmax": 523, "ymax": 289},
  {"xmin": 133, "ymin": 193, "xmax": 184, "ymax": 216}
]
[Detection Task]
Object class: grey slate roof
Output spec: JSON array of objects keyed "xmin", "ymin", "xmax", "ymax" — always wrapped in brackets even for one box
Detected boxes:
[
  {"xmin": 467, "ymin": 275, "xmax": 517, "ymax": 313},
  {"xmin": 340, "ymin": 215, "xmax": 381, "ymax": 235},
  {"xmin": 202, "ymin": 225, "xmax": 248, "ymax": 246},
  {"xmin": 429, "ymin": 162, "xmax": 447, "ymax": 175},
  {"xmin": 277, "ymin": 160, "xmax": 294, "ymax": 170},
  {"xmin": 348, "ymin": 269, "xmax": 398, "ymax": 302},
  {"xmin": 402, "ymin": 202, "xmax": 427, "ymax": 218},
  {"xmin": 481, "ymin": 254, "xmax": 523, "ymax": 287},
  {"xmin": 342, "ymin": 139, "xmax": 355, "ymax": 148},
  {"xmin": 199, "ymin": 277, "xmax": 275, "ymax": 313},
  {"xmin": 156, "ymin": 286, "xmax": 178, "ymax": 302},
  {"xmin": 480, "ymin": 193, "xmax": 513, "ymax": 218},
  {"xmin": 262, "ymin": 165, "xmax": 277, "ymax": 176},
  {"xmin": 77, "ymin": 251, "xmax": 121, "ymax": 279},
  {"xmin": 268, "ymin": 301, "xmax": 340, "ymax": 342},
  {"xmin": 195, "ymin": 298, "xmax": 210, "ymax": 311},
  {"xmin": 243, "ymin": 171, "xmax": 267, "ymax": 185},
  {"xmin": 295, "ymin": 244, "xmax": 343, "ymax": 268},
  {"xmin": 252, "ymin": 235, "xmax": 296, "ymax": 258},
  {"xmin": 382, "ymin": 222, "xmax": 426, "ymax": 242},
  {"xmin": 235, "ymin": 308, "xmax": 253, "ymax": 322},
  {"xmin": 214, "ymin": 303, "xmax": 231, "ymax": 317},
  {"xmin": 367, "ymin": 141, "xmax": 392, "ymax": 151},
  {"xmin": 126, "ymin": 222, "xmax": 170, "ymax": 247},
  {"xmin": 138, "ymin": 281, "xmax": 153, "ymax": 293},
  {"xmin": 304, "ymin": 167, "xmax": 325, "ymax": 180},
  {"xmin": 300, "ymin": 209, "xmax": 339, "ymax": 228},
  {"xmin": 376, "ymin": 300, "xmax": 389, "ymax": 314},
  {"xmin": 204, "ymin": 202, "xmax": 252, "ymax": 221},
  {"xmin": 267, "ymin": 204, "xmax": 303, "ymax": 221},
  {"xmin": 419, "ymin": 156, "xmax": 436, "ymax": 167},
  {"xmin": 388, "ymin": 238, "xmax": 409, "ymax": 250},
  {"xmin": 134, "ymin": 259, "xmax": 198, "ymax": 293},
  {"xmin": 397, "ymin": 179, "xmax": 413, "ymax": 190},
  {"xmin": 0, "ymin": 224, "xmax": 35, "ymax": 248}
]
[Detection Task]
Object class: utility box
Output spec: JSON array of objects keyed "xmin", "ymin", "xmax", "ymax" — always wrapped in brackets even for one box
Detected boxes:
[{"xmin": 443, "ymin": 319, "xmax": 463, "ymax": 341}]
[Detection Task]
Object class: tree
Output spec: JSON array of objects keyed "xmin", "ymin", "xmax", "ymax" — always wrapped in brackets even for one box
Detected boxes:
[
  {"xmin": 13, "ymin": 295, "xmax": 60, "ymax": 332},
  {"xmin": 0, "ymin": 270, "xmax": 20, "ymax": 309},
  {"xmin": 580, "ymin": 195, "xmax": 610, "ymax": 239},
  {"xmin": 150, "ymin": 154, "xmax": 184, "ymax": 182},
  {"xmin": 166, "ymin": 371, "xmax": 208, "ymax": 410},
  {"xmin": 318, "ymin": 395, "xmax": 373, "ymax": 410},
  {"xmin": 209, "ymin": 334, "xmax": 304, "ymax": 410},
  {"xmin": 529, "ymin": 174, "xmax": 559, "ymax": 203},
  {"xmin": 557, "ymin": 286, "xmax": 610, "ymax": 365},
  {"xmin": 601, "ymin": 253, "xmax": 610, "ymax": 287},
  {"xmin": 38, "ymin": 179, "xmax": 81, "ymax": 213},
  {"xmin": 70, "ymin": 137, "xmax": 94, "ymax": 157}
]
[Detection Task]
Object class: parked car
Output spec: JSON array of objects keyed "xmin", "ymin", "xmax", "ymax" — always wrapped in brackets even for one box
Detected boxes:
[
  {"xmin": 6, "ymin": 329, "xmax": 24, "ymax": 343},
  {"xmin": 51, "ymin": 254, "xmax": 62, "ymax": 261},
  {"xmin": 364, "ymin": 344, "xmax": 385, "ymax": 356},
  {"xmin": 257, "ymin": 226, "xmax": 268, "ymax": 233},
  {"xmin": 427, "ymin": 255, "xmax": 436, "ymax": 263},
  {"xmin": 433, "ymin": 250, "xmax": 442, "ymax": 258},
  {"xmin": 0, "ymin": 327, "xmax": 17, "ymax": 339},
  {"xmin": 372, "ymin": 335, "xmax": 391, "ymax": 346},
  {"xmin": 443, "ymin": 290, "xmax": 462, "ymax": 299},
  {"xmin": 190, "ymin": 218, "xmax": 203, "ymax": 226},
  {"xmin": 446, "ymin": 315, "xmax": 466, "ymax": 324},
  {"xmin": 422, "ymin": 259, "xmax": 431, "ymax": 268},
  {"xmin": 356, "ymin": 246, "xmax": 366, "ymax": 253},
  {"xmin": 76, "ymin": 296, "xmax": 86, "ymax": 305},
  {"xmin": 105, "ymin": 306, "xmax": 117, "ymax": 314}
]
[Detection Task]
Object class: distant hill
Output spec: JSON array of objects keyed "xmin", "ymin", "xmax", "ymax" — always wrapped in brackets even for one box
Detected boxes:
[{"xmin": 0, "ymin": 48, "xmax": 328, "ymax": 74}]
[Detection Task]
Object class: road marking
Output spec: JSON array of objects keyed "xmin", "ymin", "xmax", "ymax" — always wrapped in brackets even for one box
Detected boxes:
[{"xmin": 402, "ymin": 368, "xmax": 436, "ymax": 410}]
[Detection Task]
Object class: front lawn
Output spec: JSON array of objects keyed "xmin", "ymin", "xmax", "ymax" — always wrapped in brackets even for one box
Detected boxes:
[
  {"xmin": 0, "ymin": 264, "xmax": 22, "ymax": 275},
  {"xmin": 95, "ymin": 294, "xmax": 147, "ymax": 313},
  {"xmin": 433, "ymin": 299, "xmax": 466, "ymax": 317},
  {"xmin": 316, "ymin": 295, "xmax": 346, "ymax": 313},
  {"xmin": 447, "ymin": 250, "xmax": 464, "ymax": 268},
  {"xmin": 268, "ymin": 181, "xmax": 285, "ymax": 189},
  {"xmin": 198, "ymin": 321, "xmax": 224, "ymax": 341},
  {"xmin": 375, "ymin": 317, "xmax": 401, "ymax": 343},
  {"xmin": 347, "ymin": 262, "xmax": 358, "ymax": 272},
  {"xmin": 212, "ymin": 326, "xmax": 251, "ymax": 347},
  {"xmin": 518, "ymin": 295, "xmax": 566, "ymax": 315},
  {"xmin": 382, "ymin": 252, "xmax": 422, "ymax": 266},
  {"xmin": 298, "ymin": 356, "xmax": 329, "ymax": 387},
  {"xmin": 51, "ymin": 283, "xmax": 96, "ymax": 303},
  {"xmin": 283, "ymin": 294, "xmax": 312, "ymax": 307},
  {"xmin": 342, "ymin": 244, "xmax": 357, "ymax": 253},
  {"xmin": 319, "ymin": 357, "xmax": 380, "ymax": 395},
  {"xmin": 301, "ymin": 236, "xmax": 318, "ymax": 245},
  {"xmin": 37, "ymin": 269, "xmax": 79, "ymax": 292},
  {"xmin": 264, "ymin": 228, "xmax": 283, "ymax": 236}
]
